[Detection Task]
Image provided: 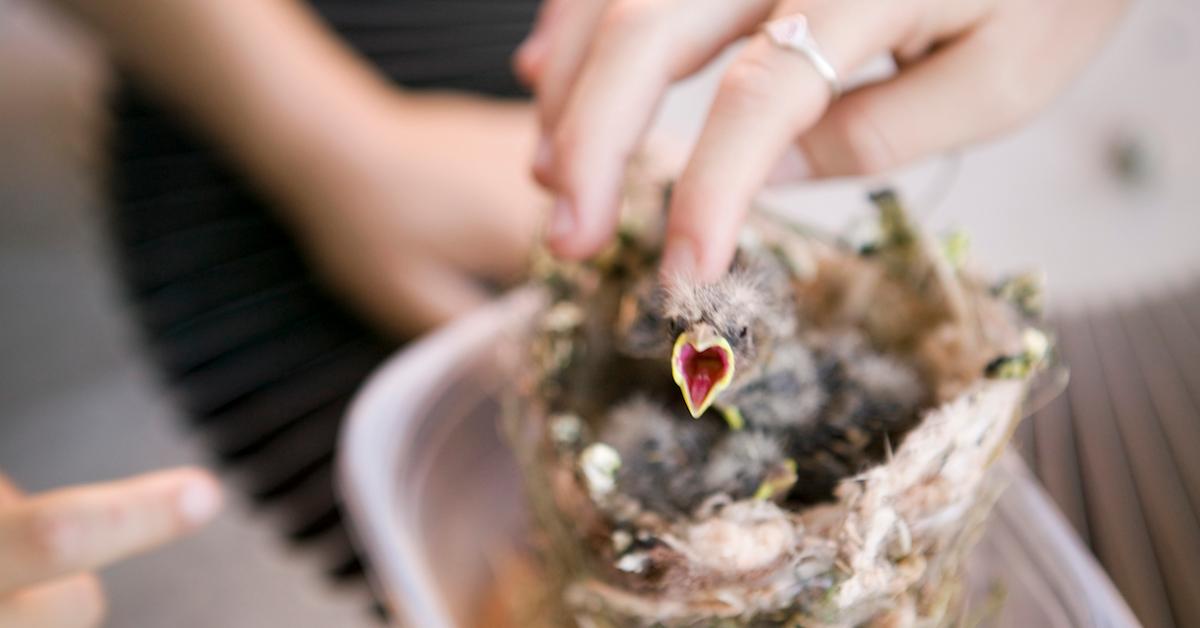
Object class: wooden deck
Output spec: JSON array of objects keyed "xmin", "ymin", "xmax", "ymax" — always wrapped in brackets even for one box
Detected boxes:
[{"xmin": 1016, "ymin": 284, "xmax": 1200, "ymax": 628}]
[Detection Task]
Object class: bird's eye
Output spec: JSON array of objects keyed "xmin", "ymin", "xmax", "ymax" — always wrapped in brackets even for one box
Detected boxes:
[
  {"xmin": 738, "ymin": 326, "xmax": 749, "ymax": 339},
  {"xmin": 668, "ymin": 318, "xmax": 685, "ymax": 336}
]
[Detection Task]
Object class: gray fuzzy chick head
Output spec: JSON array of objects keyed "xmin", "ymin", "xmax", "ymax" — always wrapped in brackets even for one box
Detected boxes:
[
  {"xmin": 614, "ymin": 248, "xmax": 799, "ymax": 418},
  {"xmin": 662, "ymin": 254, "xmax": 796, "ymax": 370},
  {"xmin": 615, "ymin": 248, "xmax": 797, "ymax": 363}
]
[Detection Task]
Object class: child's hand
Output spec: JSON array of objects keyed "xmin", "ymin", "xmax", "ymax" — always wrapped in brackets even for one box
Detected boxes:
[{"xmin": 0, "ymin": 469, "xmax": 222, "ymax": 627}]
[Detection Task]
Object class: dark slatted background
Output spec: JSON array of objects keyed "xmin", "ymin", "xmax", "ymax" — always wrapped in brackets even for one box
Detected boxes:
[{"xmin": 105, "ymin": 1, "xmax": 1198, "ymax": 625}]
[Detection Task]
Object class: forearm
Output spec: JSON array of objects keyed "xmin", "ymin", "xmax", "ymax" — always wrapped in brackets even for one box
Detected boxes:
[{"xmin": 51, "ymin": 0, "xmax": 394, "ymax": 208}]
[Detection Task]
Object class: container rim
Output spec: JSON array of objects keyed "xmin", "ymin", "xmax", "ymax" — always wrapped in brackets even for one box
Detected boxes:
[{"xmin": 336, "ymin": 287, "xmax": 544, "ymax": 626}]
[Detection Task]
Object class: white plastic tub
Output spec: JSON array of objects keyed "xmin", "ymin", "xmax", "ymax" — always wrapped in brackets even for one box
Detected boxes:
[{"xmin": 337, "ymin": 288, "xmax": 1140, "ymax": 628}]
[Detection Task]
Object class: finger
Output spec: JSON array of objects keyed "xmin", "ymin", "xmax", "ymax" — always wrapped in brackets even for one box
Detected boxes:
[
  {"xmin": 665, "ymin": 0, "xmax": 920, "ymax": 280},
  {"xmin": 800, "ymin": 2, "xmax": 1111, "ymax": 176},
  {"xmin": 0, "ymin": 573, "xmax": 105, "ymax": 628},
  {"xmin": 530, "ymin": 0, "xmax": 610, "ymax": 132},
  {"xmin": 798, "ymin": 40, "xmax": 1004, "ymax": 177},
  {"xmin": 544, "ymin": 0, "xmax": 774, "ymax": 259},
  {"xmin": 893, "ymin": 0, "xmax": 994, "ymax": 63},
  {"xmin": 513, "ymin": 0, "xmax": 568, "ymax": 87},
  {"xmin": 0, "ymin": 468, "xmax": 222, "ymax": 592}
]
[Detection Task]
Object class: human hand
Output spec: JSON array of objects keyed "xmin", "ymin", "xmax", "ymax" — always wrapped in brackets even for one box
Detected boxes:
[
  {"xmin": 0, "ymin": 469, "xmax": 222, "ymax": 627},
  {"xmin": 272, "ymin": 92, "xmax": 547, "ymax": 338},
  {"xmin": 516, "ymin": 0, "xmax": 1127, "ymax": 281},
  {"xmin": 56, "ymin": 0, "xmax": 547, "ymax": 337}
]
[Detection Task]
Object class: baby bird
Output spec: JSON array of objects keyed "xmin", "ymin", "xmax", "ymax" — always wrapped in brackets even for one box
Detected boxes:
[
  {"xmin": 607, "ymin": 230, "xmax": 930, "ymax": 506},
  {"xmin": 702, "ymin": 431, "xmax": 796, "ymax": 502},
  {"xmin": 617, "ymin": 247, "xmax": 824, "ymax": 430},
  {"xmin": 599, "ymin": 396, "xmax": 720, "ymax": 514},
  {"xmin": 787, "ymin": 333, "xmax": 927, "ymax": 502},
  {"xmin": 716, "ymin": 341, "xmax": 827, "ymax": 430}
]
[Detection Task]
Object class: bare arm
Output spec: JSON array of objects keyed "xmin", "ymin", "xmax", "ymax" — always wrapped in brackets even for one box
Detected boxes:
[
  {"xmin": 49, "ymin": 0, "xmax": 394, "ymax": 217},
  {"xmin": 48, "ymin": 0, "xmax": 546, "ymax": 337}
]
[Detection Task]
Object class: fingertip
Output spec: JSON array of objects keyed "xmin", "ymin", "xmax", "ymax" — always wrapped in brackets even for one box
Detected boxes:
[
  {"xmin": 659, "ymin": 237, "xmax": 698, "ymax": 282},
  {"xmin": 173, "ymin": 469, "xmax": 222, "ymax": 528},
  {"xmin": 543, "ymin": 198, "xmax": 590, "ymax": 260},
  {"xmin": 542, "ymin": 137, "xmax": 624, "ymax": 260},
  {"xmin": 663, "ymin": 182, "xmax": 740, "ymax": 283},
  {"xmin": 545, "ymin": 197, "xmax": 575, "ymax": 246},
  {"xmin": 531, "ymin": 136, "xmax": 555, "ymax": 188},
  {"xmin": 699, "ymin": 246, "xmax": 737, "ymax": 282},
  {"xmin": 661, "ymin": 234, "xmax": 733, "ymax": 283},
  {"xmin": 544, "ymin": 193, "xmax": 621, "ymax": 261}
]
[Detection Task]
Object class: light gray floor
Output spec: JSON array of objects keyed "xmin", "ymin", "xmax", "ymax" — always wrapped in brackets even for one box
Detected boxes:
[{"xmin": 1, "ymin": 0, "xmax": 1198, "ymax": 626}]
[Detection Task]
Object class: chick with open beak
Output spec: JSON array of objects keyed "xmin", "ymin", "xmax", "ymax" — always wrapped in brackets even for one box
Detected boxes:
[
  {"xmin": 614, "ymin": 248, "xmax": 818, "ymax": 429},
  {"xmin": 659, "ymin": 250, "xmax": 801, "ymax": 428},
  {"xmin": 671, "ymin": 323, "xmax": 736, "ymax": 418}
]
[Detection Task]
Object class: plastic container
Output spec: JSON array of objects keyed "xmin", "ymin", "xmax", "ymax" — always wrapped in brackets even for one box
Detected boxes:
[{"xmin": 337, "ymin": 288, "xmax": 1139, "ymax": 628}]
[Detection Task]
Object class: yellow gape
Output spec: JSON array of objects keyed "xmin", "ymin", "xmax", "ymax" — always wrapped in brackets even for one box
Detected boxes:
[{"xmin": 670, "ymin": 331, "xmax": 735, "ymax": 418}]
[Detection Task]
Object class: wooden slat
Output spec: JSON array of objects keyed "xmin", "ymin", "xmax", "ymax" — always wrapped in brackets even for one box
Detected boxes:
[
  {"xmin": 1060, "ymin": 313, "xmax": 1176, "ymax": 628},
  {"xmin": 1091, "ymin": 309, "xmax": 1200, "ymax": 627},
  {"xmin": 1159, "ymin": 289, "xmax": 1200, "ymax": 420},
  {"xmin": 1179, "ymin": 281, "xmax": 1200, "ymax": 324},
  {"xmin": 1031, "ymin": 366, "xmax": 1092, "ymax": 548},
  {"xmin": 1122, "ymin": 299, "xmax": 1200, "ymax": 521}
]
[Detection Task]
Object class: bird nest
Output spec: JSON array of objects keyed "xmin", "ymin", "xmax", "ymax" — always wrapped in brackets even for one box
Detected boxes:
[{"xmin": 503, "ymin": 186, "xmax": 1049, "ymax": 627}]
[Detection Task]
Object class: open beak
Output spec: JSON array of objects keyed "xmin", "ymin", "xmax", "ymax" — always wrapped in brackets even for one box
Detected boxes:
[{"xmin": 671, "ymin": 329, "xmax": 736, "ymax": 418}]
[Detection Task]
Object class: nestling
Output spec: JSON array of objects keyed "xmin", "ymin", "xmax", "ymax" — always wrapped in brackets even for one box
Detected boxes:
[{"xmin": 616, "ymin": 246, "xmax": 830, "ymax": 432}]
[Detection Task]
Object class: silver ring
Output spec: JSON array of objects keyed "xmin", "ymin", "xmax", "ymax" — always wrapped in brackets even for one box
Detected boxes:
[{"xmin": 761, "ymin": 15, "xmax": 842, "ymax": 99}]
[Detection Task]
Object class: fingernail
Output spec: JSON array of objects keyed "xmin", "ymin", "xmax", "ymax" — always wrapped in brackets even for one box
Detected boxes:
[
  {"xmin": 533, "ymin": 136, "xmax": 553, "ymax": 175},
  {"xmin": 177, "ymin": 476, "xmax": 221, "ymax": 526},
  {"xmin": 766, "ymin": 146, "xmax": 813, "ymax": 185},
  {"xmin": 547, "ymin": 198, "xmax": 575, "ymax": 242},
  {"xmin": 660, "ymin": 238, "xmax": 698, "ymax": 280}
]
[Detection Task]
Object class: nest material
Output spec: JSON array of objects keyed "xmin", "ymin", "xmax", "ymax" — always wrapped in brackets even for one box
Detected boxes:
[{"xmin": 506, "ymin": 186, "xmax": 1046, "ymax": 627}]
